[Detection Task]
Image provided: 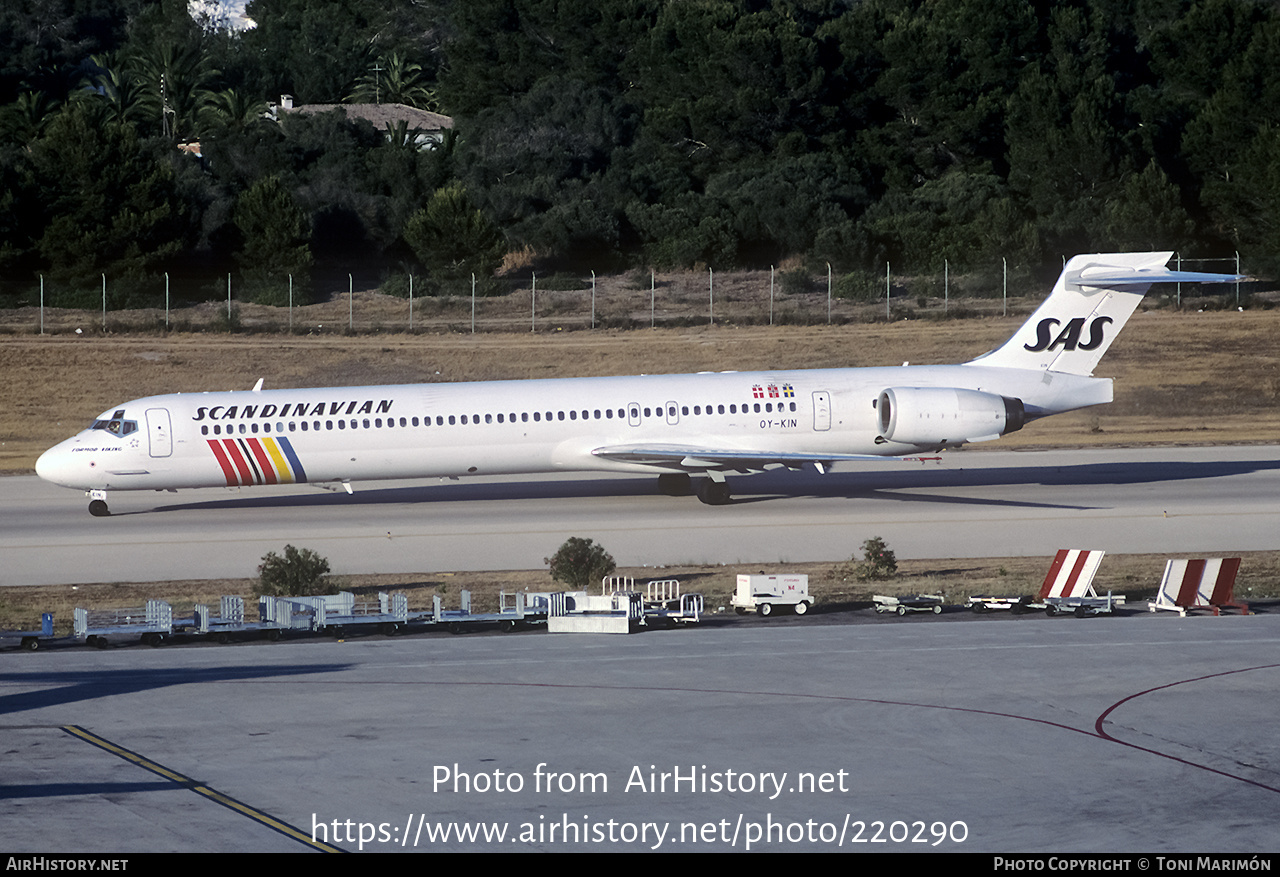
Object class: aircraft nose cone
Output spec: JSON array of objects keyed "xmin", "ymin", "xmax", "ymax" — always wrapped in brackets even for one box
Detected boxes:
[{"xmin": 36, "ymin": 442, "xmax": 77, "ymax": 487}]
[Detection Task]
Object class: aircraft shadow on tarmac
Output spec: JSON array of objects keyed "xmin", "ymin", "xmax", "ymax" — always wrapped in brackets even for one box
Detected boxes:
[
  {"xmin": 142, "ymin": 456, "xmax": 1280, "ymax": 515},
  {"xmin": 0, "ymin": 663, "xmax": 349, "ymax": 716}
]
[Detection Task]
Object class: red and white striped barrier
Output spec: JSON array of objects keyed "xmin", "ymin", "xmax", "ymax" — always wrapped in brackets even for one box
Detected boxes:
[
  {"xmin": 1038, "ymin": 549, "xmax": 1105, "ymax": 600},
  {"xmin": 1150, "ymin": 558, "xmax": 1248, "ymax": 616}
]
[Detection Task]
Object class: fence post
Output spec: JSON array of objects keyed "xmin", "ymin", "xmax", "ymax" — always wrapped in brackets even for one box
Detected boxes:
[
  {"xmin": 827, "ymin": 262, "xmax": 832, "ymax": 324},
  {"xmin": 708, "ymin": 267, "xmax": 714, "ymax": 325},
  {"xmin": 885, "ymin": 263, "xmax": 890, "ymax": 320},
  {"xmin": 471, "ymin": 273, "xmax": 476, "ymax": 334},
  {"xmin": 944, "ymin": 259, "xmax": 948, "ymax": 313},
  {"xmin": 227, "ymin": 273, "xmax": 232, "ymax": 324},
  {"xmin": 287, "ymin": 274, "xmax": 292, "ymax": 332},
  {"xmin": 650, "ymin": 271, "xmax": 655, "ymax": 328},
  {"xmin": 102, "ymin": 274, "xmax": 107, "ymax": 330},
  {"xmin": 531, "ymin": 271, "xmax": 536, "ymax": 332},
  {"xmin": 1002, "ymin": 257, "xmax": 1007, "ymax": 317},
  {"xmin": 591, "ymin": 270, "xmax": 596, "ymax": 329},
  {"xmin": 165, "ymin": 272, "xmax": 170, "ymax": 329},
  {"xmin": 409, "ymin": 274, "xmax": 414, "ymax": 331},
  {"xmin": 39, "ymin": 275, "xmax": 43, "ymax": 335},
  {"xmin": 348, "ymin": 274, "xmax": 353, "ymax": 332},
  {"xmin": 770, "ymin": 265, "xmax": 774, "ymax": 326}
]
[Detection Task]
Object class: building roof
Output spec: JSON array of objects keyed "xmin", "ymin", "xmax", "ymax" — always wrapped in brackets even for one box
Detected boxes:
[{"xmin": 280, "ymin": 102, "xmax": 453, "ymax": 132}]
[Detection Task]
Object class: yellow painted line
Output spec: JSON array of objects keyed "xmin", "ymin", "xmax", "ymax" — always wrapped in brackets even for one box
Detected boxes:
[
  {"xmin": 261, "ymin": 437, "xmax": 295, "ymax": 484},
  {"xmin": 62, "ymin": 725, "xmax": 344, "ymax": 853}
]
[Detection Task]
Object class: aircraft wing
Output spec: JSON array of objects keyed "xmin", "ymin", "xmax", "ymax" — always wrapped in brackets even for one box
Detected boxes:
[{"xmin": 590, "ymin": 443, "xmax": 891, "ymax": 474}]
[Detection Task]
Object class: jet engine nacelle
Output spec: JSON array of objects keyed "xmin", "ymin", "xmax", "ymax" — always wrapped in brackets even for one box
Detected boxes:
[{"xmin": 877, "ymin": 387, "xmax": 1026, "ymax": 446}]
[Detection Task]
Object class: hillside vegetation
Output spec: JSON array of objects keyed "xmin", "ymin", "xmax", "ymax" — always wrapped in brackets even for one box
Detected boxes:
[{"xmin": 2, "ymin": 0, "xmax": 1280, "ymax": 304}]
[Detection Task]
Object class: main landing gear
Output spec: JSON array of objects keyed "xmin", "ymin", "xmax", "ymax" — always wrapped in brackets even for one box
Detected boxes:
[
  {"xmin": 87, "ymin": 490, "xmax": 110, "ymax": 517},
  {"xmin": 657, "ymin": 472, "xmax": 732, "ymax": 504},
  {"xmin": 695, "ymin": 476, "xmax": 731, "ymax": 506}
]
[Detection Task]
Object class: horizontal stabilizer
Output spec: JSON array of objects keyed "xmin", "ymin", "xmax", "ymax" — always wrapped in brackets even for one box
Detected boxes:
[
  {"xmin": 1070, "ymin": 267, "xmax": 1243, "ymax": 290},
  {"xmin": 971, "ymin": 252, "xmax": 1242, "ymax": 376}
]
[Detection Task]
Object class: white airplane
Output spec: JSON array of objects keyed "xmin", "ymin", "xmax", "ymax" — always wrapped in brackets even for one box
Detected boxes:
[{"xmin": 37, "ymin": 251, "xmax": 1240, "ymax": 516}]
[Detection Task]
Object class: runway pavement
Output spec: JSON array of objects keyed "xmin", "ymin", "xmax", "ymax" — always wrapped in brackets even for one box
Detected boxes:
[
  {"xmin": 3, "ymin": 444, "xmax": 1280, "ymax": 586},
  {"xmin": 3, "ymin": 444, "xmax": 1278, "ymax": 855},
  {"xmin": 1, "ymin": 611, "xmax": 1276, "ymax": 853}
]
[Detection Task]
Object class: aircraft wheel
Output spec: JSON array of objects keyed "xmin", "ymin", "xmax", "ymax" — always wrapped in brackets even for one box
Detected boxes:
[
  {"xmin": 696, "ymin": 479, "xmax": 731, "ymax": 505},
  {"xmin": 794, "ymin": 601, "xmax": 808, "ymax": 616},
  {"xmin": 88, "ymin": 500, "xmax": 110, "ymax": 517},
  {"xmin": 657, "ymin": 473, "xmax": 693, "ymax": 496}
]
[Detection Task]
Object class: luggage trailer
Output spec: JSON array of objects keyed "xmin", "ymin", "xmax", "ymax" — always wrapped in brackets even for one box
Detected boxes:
[
  {"xmin": 0, "ymin": 613, "xmax": 56, "ymax": 651},
  {"xmin": 74, "ymin": 589, "xmax": 552, "ymax": 647}
]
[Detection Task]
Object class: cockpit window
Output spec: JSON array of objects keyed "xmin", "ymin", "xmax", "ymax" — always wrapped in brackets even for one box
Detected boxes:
[{"xmin": 90, "ymin": 409, "xmax": 137, "ymax": 437}]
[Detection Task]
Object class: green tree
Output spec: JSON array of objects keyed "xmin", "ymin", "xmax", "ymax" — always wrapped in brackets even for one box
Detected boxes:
[
  {"xmin": 257, "ymin": 544, "xmax": 331, "ymax": 597},
  {"xmin": 26, "ymin": 102, "xmax": 185, "ymax": 290},
  {"xmin": 245, "ymin": 0, "xmax": 430, "ymax": 103},
  {"xmin": 347, "ymin": 52, "xmax": 437, "ymax": 108},
  {"xmin": 461, "ymin": 76, "xmax": 628, "ymax": 261},
  {"xmin": 403, "ymin": 183, "xmax": 505, "ymax": 291},
  {"xmin": 232, "ymin": 175, "xmax": 312, "ymax": 304},
  {"xmin": 0, "ymin": 90, "xmax": 60, "ymax": 145},
  {"xmin": 545, "ymin": 537, "xmax": 616, "ymax": 590},
  {"xmin": 856, "ymin": 536, "xmax": 897, "ymax": 582}
]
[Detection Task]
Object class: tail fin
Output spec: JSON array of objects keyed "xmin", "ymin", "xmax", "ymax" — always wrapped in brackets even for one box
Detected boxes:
[{"xmin": 970, "ymin": 252, "xmax": 1241, "ymax": 376}]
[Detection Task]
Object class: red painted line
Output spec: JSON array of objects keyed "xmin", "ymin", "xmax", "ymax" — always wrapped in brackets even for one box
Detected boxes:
[
  {"xmin": 245, "ymin": 438, "xmax": 278, "ymax": 485},
  {"xmin": 206, "ymin": 440, "xmax": 238, "ymax": 486},
  {"xmin": 227, "ymin": 664, "xmax": 1280, "ymax": 797},
  {"xmin": 221, "ymin": 439, "xmax": 255, "ymax": 485},
  {"xmin": 1094, "ymin": 663, "xmax": 1280, "ymax": 795}
]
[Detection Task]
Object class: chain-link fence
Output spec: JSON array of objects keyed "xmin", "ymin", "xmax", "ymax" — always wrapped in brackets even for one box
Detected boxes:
[{"xmin": 0, "ymin": 256, "xmax": 1259, "ymax": 335}]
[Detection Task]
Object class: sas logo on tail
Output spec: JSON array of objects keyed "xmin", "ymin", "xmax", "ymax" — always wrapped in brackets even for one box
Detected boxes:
[{"xmin": 1024, "ymin": 316, "xmax": 1113, "ymax": 352}]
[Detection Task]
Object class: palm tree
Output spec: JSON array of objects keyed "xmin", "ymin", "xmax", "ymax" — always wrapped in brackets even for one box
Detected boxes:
[
  {"xmin": 202, "ymin": 87, "xmax": 269, "ymax": 132},
  {"xmin": 127, "ymin": 42, "xmax": 220, "ymax": 141},
  {"xmin": 0, "ymin": 90, "xmax": 60, "ymax": 145},
  {"xmin": 347, "ymin": 52, "xmax": 437, "ymax": 109},
  {"xmin": 83, "ymin": 53, "xmax": 147, "ymax": 128}
]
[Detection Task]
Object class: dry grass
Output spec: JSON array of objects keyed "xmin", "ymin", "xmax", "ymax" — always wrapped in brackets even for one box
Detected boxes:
[
  {"xmin": 6, "ymin": 551, "xmax": 1279, "ymax": 636},
  {"xmin": 4, "ymin": 297, "xmax": 1280, "ymax": 470},
  {"xmin": 3, "ymin": 273, "xmax": 1277, "ymax": 631}
]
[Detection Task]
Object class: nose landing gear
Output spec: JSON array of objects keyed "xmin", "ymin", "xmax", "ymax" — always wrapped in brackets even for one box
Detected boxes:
[{"xmin": 88, "ymin": 490, "xmax": 110, "ymax": 517}]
